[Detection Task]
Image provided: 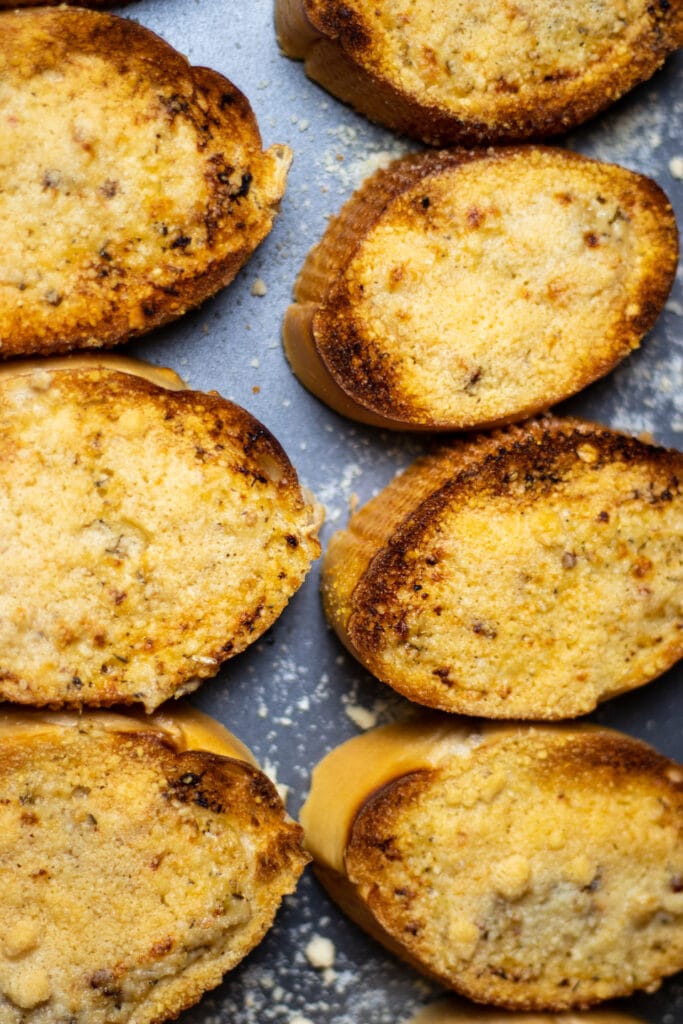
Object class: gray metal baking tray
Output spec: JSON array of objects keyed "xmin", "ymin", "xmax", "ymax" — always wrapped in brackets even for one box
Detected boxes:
[{"xmin": 103, "ymin": 1, "xmax": 682, "ymax": 1019}]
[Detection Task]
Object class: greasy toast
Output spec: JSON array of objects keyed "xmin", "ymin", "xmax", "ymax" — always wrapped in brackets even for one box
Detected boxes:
[
  {"xmin": 0, "ymin": 9, "xmax": 290, "ymax": 356},
  {"xmin": 0, "ymin": 364, "xmax": 320, "ymax": 710},
  {"xmin": 276, "ymin": 0, "xmax": 683, "ymax": 145},
  {"xmin": 302, "ymin": 718, "xmax": 683, "ymax": 1009},
  {"xmin": 322, "ymin": 417, "xmax": 683, "ymax": 718},
  {"xmin": 0, "ymin": 705, "xmax": 308, "ymax": 1023},
  {"xmin": 285, "ymin": 147, "xmax": 678, "ymax": 431}
]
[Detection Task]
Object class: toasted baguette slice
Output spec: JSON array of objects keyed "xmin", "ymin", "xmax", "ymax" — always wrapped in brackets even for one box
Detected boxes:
[
  {"xmin": 0, "ymin": 0, "xmax": 133, "ymax": 6},
  {"xmin": 276, "ymin": 0, "xmax": 683, "ymax": 145},
  {"xmin": 0, "ymin": 364, "xmax": 321, "ymax": 710},
  {"xmin": 409, "ymin": 998, "xmax": 643, "ymax": 1024},
  {"xmin": 0, "ymin": 704, "xmax": 308, "ymax": 1023},
  {"xmin": 301, "ymin": 717, "xmax": 683, "ymax": 1010},
  {"xmin": 322, "ymin": 417, "xmax": 683, "ymax": 719},
  {"xmin": 284, "ymin": 147, "xmax": 678, "ymax": 431},
  {"xmin": 0, "ymin": 9, "xmax": 291, "ymax": 357}
]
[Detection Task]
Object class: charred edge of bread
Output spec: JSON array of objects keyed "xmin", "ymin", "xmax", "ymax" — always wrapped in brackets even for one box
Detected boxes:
[
  {"xmin": 285, "ymin": 147, "xmax": 678, "ymax": 431},
  {"xmin": 322, "ymin": 417, "xmax": 683, "ymax": 718},
  {"xmin": 275, "ymin": 0, "xmax": 683, "ymax": 145},
  {"xmin": 0, "ymin": 367, "xmax": 321, "ymax": 711},
  {"xmin": 0, "ymin": 706, "xmax": 308, "ymax": 1023},
  {"xmin": 304, "ymin": 720, "xmax": 683, "ymax": 1010},
  {"xmin": 0, "ymin": 9, "xmax": 291, "ymax": 357}
]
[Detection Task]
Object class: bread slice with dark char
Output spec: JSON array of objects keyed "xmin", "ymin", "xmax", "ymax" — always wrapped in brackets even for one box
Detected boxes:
[
  {"xmin": 0, "ymin": 362, "xmax": 321, "ymax": 711},
  {"xmin": 276, "ymin": 0, "xmax": 683, "ymax": 145},
  {"xmin": 0, "ymin": 9, "xmax": 291, "ymax": 357},
  {"xmin": 322, "ymin": 417, "xmax": 683, "ymax": 719},
  {"xmin": 301, "ymin": 716, "xmax": 683, "ymax": 1010},
  {"xmin": 284, "ymin": 147, "xmax": 678, "ymax": 431},
  {"xmin": 0, "ymin": 704, "xmax": 308, "ymax": 1024}
]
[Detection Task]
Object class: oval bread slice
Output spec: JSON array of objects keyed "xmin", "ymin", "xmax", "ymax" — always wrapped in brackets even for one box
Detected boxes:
[
  {"xmin": 284, "ymin": 147, "xmax": 678, "ymax": 431},
  {"xmin": 0, "ymin": 9, "xmax": 291, "ymax": 357},
  {"xmin": 0, "ymin": 364, "xmax": 321, "ymax": 710},
  {"xmin": 0, "ymin": 704, "xmax": 308, "ymax": 1023},
  {"xmin": 322, "ymin": 417, "xmax": 683, "ymax": 718},
  {"xmin": 276, "ymin": 0, "xmax": 683, "ymax": 145},
  {"xmin": 301, "ymin": 717, "xmax": 683, "ymax": 1009},
  {"xmin": 408, "ymin": 998, "xmax": 644, "ymax": 1024}
]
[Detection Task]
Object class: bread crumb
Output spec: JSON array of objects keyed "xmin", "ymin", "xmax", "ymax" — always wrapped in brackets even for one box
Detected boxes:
[
  {"xmin": 669, "ymin": 156, "xmax": 683, "ymax": 180},
  {"xmin": 251, "ymin": 278, "xmax": 267, "ymax": 297},
  {"xmin": 305, "ymin": 934, "xmax": 335, "ymax": 969},
  {"xmin": 250, "ymin": 358, "xmax": 260, "ymax": 369},
  {"xmin": 345, "ymin": 703, "xmax": 378, "ymax": 730}
]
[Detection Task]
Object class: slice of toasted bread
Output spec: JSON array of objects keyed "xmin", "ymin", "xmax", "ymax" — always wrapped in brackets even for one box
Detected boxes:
[
  {"xmin": 0, "ymin": 704, "xmax": 308, "ymax": 1023},
  {"xmin": 0, "ymin": 9, "xmax": 291, "ymax": 358},
  {"xmin": 301, "ymin": 717, "xmax": 683, "ymax": 1009},
  {"xmin": 284, "ymin": 147, "xmax": 678, "ymax": 431},
  {"xmin": 276, "ymin": 0, "xmax": 683, "ymax": 145},
  {"xmin": 0, "ymin": 0, "xmax": 133, "ymax": 6},
  {"xmin": 408, "ymin": 1001, "xmax": 643, "ymax": 1024},
  {"xmin": 0, "ymin": 364, "xmax": 321, "ymax": 710},
  {"xmin": 322, "ymin": 417, "xmax": 683, "ymax": 719}
]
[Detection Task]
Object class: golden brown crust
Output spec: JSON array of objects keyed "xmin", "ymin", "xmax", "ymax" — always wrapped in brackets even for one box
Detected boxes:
[
  {"xmin": 303, "ymin": 719, "xmax": 683, "ymax": 1010},
  {"xmin": 0, "ymin": 366, "xmax": 320, "ymax": 710},
  {"xmin": 408, "ymin": 997, "xmax": 644, "ymax": 1023},
  {"xmin": 322, "ymin": 417, "xmax": 683, "ymax": 718},
  {"xmin": 276, "ymin": 0, "xmax": 683, "ymax": 145},
  {"xmin": 0, "ymin": 707, "xmax": 308, "ymax": 1024},
  {"xmin": 285, "ymin": 147, "xmax": 678, "ymax": 431},
  {"xmin": 0, "ymin": 9, "xmax": 291, "ymax": 357},
  {"xmin": 0, "ymin": 0, "xmax": 134, "ymax": 6}
]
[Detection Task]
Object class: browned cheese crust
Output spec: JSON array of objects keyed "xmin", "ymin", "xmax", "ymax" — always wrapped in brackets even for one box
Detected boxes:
[
  {"xmin": 0, "ymin": 367, "xmax": 321, "ymax": 710},
  {"xmin": 0, "ymin": 711, "xmax": 308, "ymax": 1023},
  {"xmin": 322, "ymin": 417, "xmax": 683, "ymax": 718},
  {"xmin": 284, "ymin": 147, "xmax": 678, "ymax": 431},
  {"xmin": 276, "ymin": 0, "xmax": 683, "ymax": 145},
  {"xmin": 314, "ymin": 724, "xmax": 683, "ymax": 1009},
  {"xmin": 0, "ymin": 9, "xmax": 291, "ymax": 357}
]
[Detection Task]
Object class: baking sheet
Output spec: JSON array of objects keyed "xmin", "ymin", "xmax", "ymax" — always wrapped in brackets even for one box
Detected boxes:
[{"xmin": 106, "ymin": 2, "xmax": 683, "ymax": 1020}]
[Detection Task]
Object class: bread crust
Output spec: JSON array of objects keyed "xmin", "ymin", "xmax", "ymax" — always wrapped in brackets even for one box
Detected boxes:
[
  {"xmin": 0, "ymin": 9, "xmax": 291, "ymax": 357},
  {"xmin": 0, "ymin": 706, "xmax": 308, "ymax": 1024},
  {"xmin": 302, "ymin": 718, "xmax": 683, "ymax": 1010},
  {"xmin": 322, "ymin": 417, "xmax": 683, "ymax": 718},
  {"xmin": 408, "ymin": 1001, "xmax": 643, "ymax": 1024},
  {"xmin": 276, "ymin": 0, "xmax": 683, "ymax": 145},
  {"xmin": 0, "ymin": 366, "xmax": 320, "ymax": 710},
  {"xmin": 284, "ymin": 147, "xmax": 678, "ymax": 431}
]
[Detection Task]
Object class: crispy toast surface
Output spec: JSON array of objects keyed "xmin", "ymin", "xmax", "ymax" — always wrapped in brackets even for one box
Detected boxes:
[
  {"xmin": 0, "ymin": 9, "xmax": 291, "ymax": 357},
  {"xmin": 0, "ymin": 706, "xmax": 308, "ymax": 1023},
  {"xmin": 276, "ymin": 0, "xmax": 683, "ymax": 144},
  {"xmin": 322, "ymin": 418, "xmax": 683, "ymax": 718},
  {"xmin": 301, "ymin": 719, "xmax": 683, "ymax": 1009},
  {"xmin": 0, "ymin": 366, "xmax": 320, "ymax": 710},
  {"xmin": 409, "ymin": 1002, "xmax": 643, "ymax": 1024},
  {"xmin": 285, "ymin": 148, "xmax": 678, "ymax": 431}
]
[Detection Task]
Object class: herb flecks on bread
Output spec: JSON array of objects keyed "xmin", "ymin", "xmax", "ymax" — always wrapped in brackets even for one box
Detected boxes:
[
  {"xmin": 0, "ymin": 366, "xmax": 320, "ymax": 710},
  {"xmin": 276, "ymin": 0, "xmax": 683, "ymax": 144},
  {"xmin": 285, "ymin": 148, "xmax": 678, "ymax": 431},
  {"xmin": 301, "ymin": 719, "xmax": 683, "ymax": 1010},
  {"xmin": 0, "ymin": 706, "xmax": 308, "ymax": 1024},
  {"xmin": 0, "ymin": 9, "xmax": 291, "ymax": 356},
  {"xmin": 322, "ymin": 418, "xmax": 683, "ymax": 718}
]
